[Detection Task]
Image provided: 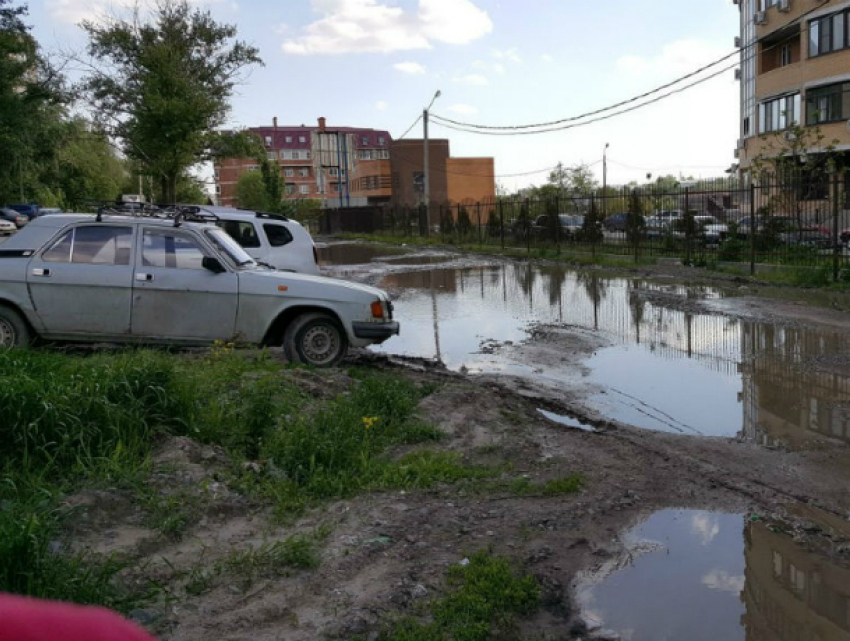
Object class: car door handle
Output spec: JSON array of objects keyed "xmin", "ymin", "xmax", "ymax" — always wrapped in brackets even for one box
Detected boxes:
[
  {"xmin": 135, "ymin": 273, "xmax": 154, "ymax": 282},
  {"xmin": 31, "ymin": 268, "xmax": 50, "ymax": 277}
]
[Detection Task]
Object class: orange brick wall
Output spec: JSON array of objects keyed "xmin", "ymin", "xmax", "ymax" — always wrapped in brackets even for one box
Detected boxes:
[{"xmin": 446, "ymin": 158, "xmax": 496, "ymax": 206}]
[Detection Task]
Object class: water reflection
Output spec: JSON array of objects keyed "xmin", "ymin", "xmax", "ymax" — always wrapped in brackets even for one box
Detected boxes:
[
  {"xmin": 578, "ymin": 509, "xmax": 850, "ymax": 641},
  {"xmin": 322, "ymin": 245, "xmax": 850, "ymax": 445}
]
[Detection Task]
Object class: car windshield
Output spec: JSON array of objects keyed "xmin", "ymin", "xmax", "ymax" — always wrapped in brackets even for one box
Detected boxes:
[{"xmin": 205, "ymin": 228, "xmax": 257, "ymax": 267}]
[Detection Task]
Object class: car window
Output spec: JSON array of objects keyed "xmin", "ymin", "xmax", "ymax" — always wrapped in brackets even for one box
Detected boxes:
[
  {"xmin": 43, "ymin": 226, "xmax": 133, "ymax": 265},
  {"xmin": 142, "ymin": 230, "xmax": 205, "ymax": 269},
  {"xmin": 217, "ymin": 220, "xmax": 261, "ymax": 248},
  {"xmin": 206, "ymin": 228, "xmax": 256, "ymax": 267},
  {"xmin": 263, "ymin": 223, "xmax": 294, "ymax": 247}
]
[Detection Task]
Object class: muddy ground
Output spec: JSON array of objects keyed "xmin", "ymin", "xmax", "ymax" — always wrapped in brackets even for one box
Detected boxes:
[{"xmin": 68, "ymin": 250, "xmax": 850, "ymax": 640}]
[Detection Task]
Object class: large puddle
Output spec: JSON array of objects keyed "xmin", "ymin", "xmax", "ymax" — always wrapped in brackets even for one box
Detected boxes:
[
  {"xmin": 320, "ymin": 244, "xmax": 850, "ymax": 447},
  {"xmin": 576, "ymin": 508, "xmax": 850, "ymax": 640}
]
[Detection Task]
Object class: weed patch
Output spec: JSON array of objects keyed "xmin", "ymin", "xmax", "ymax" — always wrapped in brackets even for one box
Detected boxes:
[{"xmin": 377, "ymin": 550, "xmax": 539, "ymax": 641}]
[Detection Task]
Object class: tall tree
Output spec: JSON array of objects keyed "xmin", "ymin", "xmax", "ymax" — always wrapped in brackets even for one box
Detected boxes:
[
  {"xmin": 0, "ymin": 0, "xmax": 65, "ymax": 203},
  {"xmin": 81, "ymin": 0, "xmax": 262, "ymax": 203}
]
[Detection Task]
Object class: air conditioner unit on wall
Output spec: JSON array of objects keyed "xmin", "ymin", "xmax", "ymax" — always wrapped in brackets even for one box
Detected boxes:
[
  {"xmin": 754, "ymin": 11, "xmax": 767, "ymax": 24},
  {"xmin": 734, "ymin": 36, "xmax": 742, "ymax": 48},
  {"xmin": 778, "ymin": 0, "xmax": 791, "ymax": 12},
  {"xmin": 734, "ymin": 149, "xmax": 740, "ymax": 159},
  {"xmin": 734, "ymin": 68, "xmax": 742, "ymax": 80}
]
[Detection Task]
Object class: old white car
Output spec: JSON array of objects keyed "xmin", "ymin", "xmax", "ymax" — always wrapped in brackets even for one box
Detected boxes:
[{"xmin": 0, "ymin": 211, "xmax": 399, "ymax": 366}]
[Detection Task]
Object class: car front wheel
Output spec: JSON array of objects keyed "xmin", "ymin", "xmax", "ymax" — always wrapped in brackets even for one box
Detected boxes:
[
  {"xmin": 0, "ymin": 305, "xmax": 31, "ymax": 349},
  {"xmin": 283, "ymin": 312, "xmax": 348, "ymax": 367}
]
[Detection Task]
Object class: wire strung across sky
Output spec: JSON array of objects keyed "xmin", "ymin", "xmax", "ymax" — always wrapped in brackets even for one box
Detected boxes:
[{"xmin": 427, "ymin": 3, "xmax": 824, "ymax": 137}]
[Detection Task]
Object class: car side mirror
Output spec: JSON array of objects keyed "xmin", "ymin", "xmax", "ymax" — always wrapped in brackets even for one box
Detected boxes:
[{"xmin": 202, "ymin": 256, "xmax": 226, "ymax": 273}]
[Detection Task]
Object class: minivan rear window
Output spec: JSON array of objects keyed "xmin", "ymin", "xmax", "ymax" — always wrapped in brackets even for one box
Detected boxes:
[{"xmin": 264, "ymin": 224, "xmax": 293, "ymax": 247}]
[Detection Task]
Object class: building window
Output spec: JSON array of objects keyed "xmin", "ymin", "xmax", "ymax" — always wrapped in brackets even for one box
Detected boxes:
[
  {"xmin": 806, "ymin": 82, "xmax": 850, "ymax": 124},
  {"xmin": 285, "ymin": 136, "xmax": 292, "ymax": 143},
  {"xmin": 281, "ymin": 150, "xmax": 294, "ymax": 160},
  {"xmin": 264, "ymin": 136, "xmax": 272, "ymax": 147},
  {"xmin": 285, "ymin": 184, "xmax": 296, "ymax": 195},
  {"xmin": 379, "ymin": 136, "xmax": 385, "ymax": 145},
  {"xmin": 358, "ymin": 150, "xmax": 371, "ymax": 160},
  {"xmin": 246, "ymin": 164, "xmax": 259, "ymax": 172},
  {"xmin": 809, "ymin": 10, "xmax": 849, "ymax": 58},
  {"xmin": 299, "ymin": 184, "xmax": 310, "ymax": 195},
  {"xmin": 328, "ymin": 167, "xmax": 339, "ymax": 176},
  {"xmin": 267, "ymin": 151, "xmax": 278, "ymax": 161},
  {"xmin": 780, "ymin": 44, "xmax": 792, "ymax": 67},
  {"xmin": 362, "ymin": 136, "xmax": 369, "ymax": 145},
  {"xmin": 299, "ymin": 136, "xmax": 306, "ymax": 143},
  {"xmin": 284, "ymin": 168, "xmax": 295, "ymax": 177},
  {"xmin": 758, "ymin": 93, "xmax": 800, "ymax": 133},
  {"xmin": 299, "ymin": 168, "xmax": 310, "ymax": 177}
]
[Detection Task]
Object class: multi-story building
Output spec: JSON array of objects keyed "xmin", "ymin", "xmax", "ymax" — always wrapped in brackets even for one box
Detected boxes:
[
  {"xmin": 736, "ymin": 0, "xmax": 850, "ymax": 188},
  {"xmin": 214, "ymin": 118, "xmax": 392, "ymax": 208}
]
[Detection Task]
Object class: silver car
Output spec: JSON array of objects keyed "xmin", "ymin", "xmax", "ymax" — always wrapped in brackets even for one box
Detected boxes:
[{"xmin": 0, "ymin": 213, "xmax": 399, "ymax": 366}]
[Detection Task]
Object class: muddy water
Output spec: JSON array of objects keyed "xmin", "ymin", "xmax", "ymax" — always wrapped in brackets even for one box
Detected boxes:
[
  {"xmin": 577, "ymin": 508, "xmax": 850, "ymax": 640},
  {"xmin": 321, "ymin": 244, "xmax": 850, "ymax": 447}
]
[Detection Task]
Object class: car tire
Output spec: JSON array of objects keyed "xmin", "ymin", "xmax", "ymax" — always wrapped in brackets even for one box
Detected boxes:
[
  {"xmin": 283, "ymin": 312, "xmax": 348, "ymax": 367},
  {"xmin": 0, "ymin": 304, "xmax": 31, "ymax": 349}
]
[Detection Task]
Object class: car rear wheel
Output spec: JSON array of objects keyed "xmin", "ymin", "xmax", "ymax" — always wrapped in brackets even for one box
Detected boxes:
[
  {"xmin": 0, "ymin": 305, "xmax": 31, "ymax": 349},
  {"xmin": 283, "ymin": 312, "xmax": 348, "ymax": 367}
]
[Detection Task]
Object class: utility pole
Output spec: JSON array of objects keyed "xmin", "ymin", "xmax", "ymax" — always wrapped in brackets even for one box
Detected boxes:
[
  {"xmin": 423, "ymin": 90, "xmax": 441, "ymax": 228},
  {"xmin": 602, "ymin": 143, "xmax": 610, "ymax": 218}
]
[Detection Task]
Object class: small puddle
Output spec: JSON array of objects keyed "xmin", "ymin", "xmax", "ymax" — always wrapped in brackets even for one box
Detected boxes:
[
  {"xmin": 576, "ymin": 508, "xmax": 850, "ymax": 640},
  {"xmin": 322, "ymin": 244, "xmax": 850, "ymax": 449},
  {"xmin": 537, "ymin": 409, "xmax": 596, "ymax": 432}
]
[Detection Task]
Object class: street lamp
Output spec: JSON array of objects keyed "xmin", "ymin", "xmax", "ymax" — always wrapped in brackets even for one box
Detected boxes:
[
  {"xmin": 423, "ymin": 90, "xmax": 441, "ymax": 228},
  {"xmin": 602, "ymin": 143, "xmax": 610, "ymax": 218}
]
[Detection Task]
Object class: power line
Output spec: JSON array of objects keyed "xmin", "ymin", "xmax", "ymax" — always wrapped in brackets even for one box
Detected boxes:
[
  {"xmin": 431, "ymin": 62, "xmax": 737, "ymax": 136},
  {"xmin": 397, "ymin": 113, "xmax": 423, "ymax": 140},
  {"xmin": 427, "ymin": 4, "xmax": 825, "ymax": 135}
]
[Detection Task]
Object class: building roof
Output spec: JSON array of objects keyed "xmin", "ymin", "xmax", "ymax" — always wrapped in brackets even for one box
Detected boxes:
[{"xmin": 251, "ymin": 126, "xmax": 392, "ymax": 151}]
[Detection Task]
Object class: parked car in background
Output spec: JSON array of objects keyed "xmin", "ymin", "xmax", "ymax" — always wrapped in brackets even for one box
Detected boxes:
[
  {"xmin": 604, "ymin": 213, "xmax": 630, "ymax": 232},
  {"xmin": 205, "ymin": 207, "xmax": 320, "ymax": 275},
  {"xmin": 0, "ymin": 218, "xmax": 16, "ymax": 235},
  {"xmin": 840, "ymin": 228, "xmax": 850, "ymax": 245},
  {"xmin": 39, "ymin": 208, "xmax": 63, "ymax": 216},
  {"xmin": 7, "ymin": 204, "xmax": 40, "ymax": 220},
  {"xmin": 531, "ymin": 214, "xmax": 585, "ymax": 240},
  {"xmin": 0, "ymin": 208, "xmax": 28, "ymax": 228},
  {"xmin": 692, "ymin": 215, "xmax": 728, "ymax": 244},
  {"xmin": 0, "ymin": 212, "xmax": 398, "ymax": 365},
  {"xmin": 780, "ymin": 228, "xmax": 836, "ymax": 250}
]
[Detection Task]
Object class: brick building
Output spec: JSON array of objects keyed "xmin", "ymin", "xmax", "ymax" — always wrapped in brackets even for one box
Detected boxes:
[
  {"xmin": 736, "ymin": 0, "xmax": 850, "ymax": 182},
  {"xmin": 214, "ymin": 118, "xmax": 496, "ymax": 213},
  {"xmin": 214, "ymin": 118, "xmax": 392, "ymax": 208}
]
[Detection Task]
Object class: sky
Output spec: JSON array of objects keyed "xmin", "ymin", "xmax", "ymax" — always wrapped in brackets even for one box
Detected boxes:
[{"xmin": 28, "ymin": 0, "xmax": 741, "ymax": 191}]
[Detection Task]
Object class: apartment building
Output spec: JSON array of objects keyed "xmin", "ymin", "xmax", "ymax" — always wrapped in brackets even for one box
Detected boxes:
[
  {"xmin": 736, "ymin": 0, "xmax": 850, "ymax": 184},
  {"xmin": 214, "ymin": 118, "xmax": 392, "ymax": 207}
]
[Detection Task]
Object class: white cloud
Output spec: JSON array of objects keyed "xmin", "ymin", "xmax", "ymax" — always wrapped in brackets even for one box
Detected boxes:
[
  {"xmin": 49, "ymin": 0, "xmax": 229, "ymax": 24},
  {"xmin": 492, "ymin": 46, "xmax": 520, "ymax": 63},
  {"xmin": 702, "ymin": 570, "xmax": 745, "ymax": 595},
  {"xmin": 282, "ymin": 0, "xmax": 491, "ymax": 55},
  {"xmin": 472, "ymin": 59, "xmax": 504, "ymax": 75},
  {"xmin": 394, "ymin": 61, "xmax": 427, "ymax": 75},
  {"xmin": 375, "ymin": 100, "xmax": 388, "ymax": 110},
  {"xmin": 691, "ymin": 513, "xmax": 720, "ymax": 546},
  {"xmin": 447, "ymin": 103, "xmax": 478, "ymax": 115},
  {"xmin": 453, "ymin": 73, "xmax": 488, "ymax": 86},
  {"xmin": 541, "ymin": 54, "xmax": 554, "ymax": 63},
  {"xmin": 616, "ymin": 39, "xmax": 730, "ymax": 79}
]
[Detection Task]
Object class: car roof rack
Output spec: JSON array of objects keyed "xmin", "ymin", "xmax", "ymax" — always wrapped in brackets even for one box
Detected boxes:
[
  {"xmin": 93, "ymin": 204, "xmax": 219, "ymax": 226},
  {"xmin": 254, "ymin": 212, "xmax": 290, "ymax": 222}
]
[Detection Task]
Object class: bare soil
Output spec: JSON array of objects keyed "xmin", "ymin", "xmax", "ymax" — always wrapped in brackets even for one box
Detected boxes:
[{"xmin": 67, "ymin": 251, "xmax": 850, "ymax": 640}]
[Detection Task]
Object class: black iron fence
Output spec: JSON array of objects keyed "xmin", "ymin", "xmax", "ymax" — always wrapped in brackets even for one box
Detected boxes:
[{"xmin": 324, "ymin": 176, "xmax": 850, "ymax": 282}]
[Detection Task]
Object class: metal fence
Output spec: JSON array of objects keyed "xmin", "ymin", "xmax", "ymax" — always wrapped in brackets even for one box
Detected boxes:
[{"xmin": 325, "ymin": 175, "xmax": 850, "ymax": 281}]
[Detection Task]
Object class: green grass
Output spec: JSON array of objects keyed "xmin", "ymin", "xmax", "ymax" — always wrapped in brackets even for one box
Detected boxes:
[
  {"xmin": 377, "ymin": 550, "xmax": 539, "ymax": 641},
  {"xmin": 0, "ymin": 348, "xmax": 470, "ymax": 609}
]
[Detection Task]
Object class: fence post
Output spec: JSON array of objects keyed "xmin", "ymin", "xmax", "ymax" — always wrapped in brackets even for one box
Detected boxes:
[
  {"xmin": 834, "ymin": 171, "xmax": 841, "ymax": 282},
  {"xmin": 477, "ymin": 201, "xmax": 482, "ymax": 246},
  {"xmin": 525, "ymin": 198, "xmax": 531, "ymax": 254},
  {"xmin": 684, "ymin": 186, "xmax": 691, "ymax": 265},
  {"xmin": 749, "ymin": 183, "xmax": 756, "ymax": 277},
  {"xmin": 499, "ymin": 200, "xmax": 505, "ymax": 250}
]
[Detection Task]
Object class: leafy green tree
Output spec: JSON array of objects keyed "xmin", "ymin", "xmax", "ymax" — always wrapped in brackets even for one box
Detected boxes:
[
  {"xmin": 81, "ymin": 0, "xmax": 262, "ymax": 204},
  {"xmin": 0, "ymin": 0, "xmax": 66, "ymax": 203},
  {"xmin": 440, "ymin": 207, "xmax": 455, "ymax": 236},
  {"xmin": 486, "ymin": 209, "xmax": 500, "ymax": 238},
  {"xmin": 626, "ymin": 190, "xmax": 646, "ymax": 247},
  {"xmin": 581, "ymin": 199, "xmax": 603, "ymax": 244},
  {"xmin": 235, "ymin": 170, "xmax": 271, "ymax": 211}
]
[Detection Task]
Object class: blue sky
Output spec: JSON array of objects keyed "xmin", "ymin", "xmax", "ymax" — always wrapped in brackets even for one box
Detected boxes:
[{"xmin": 30, "ymin": 0, "xmax": 741, "ymax": 189}]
